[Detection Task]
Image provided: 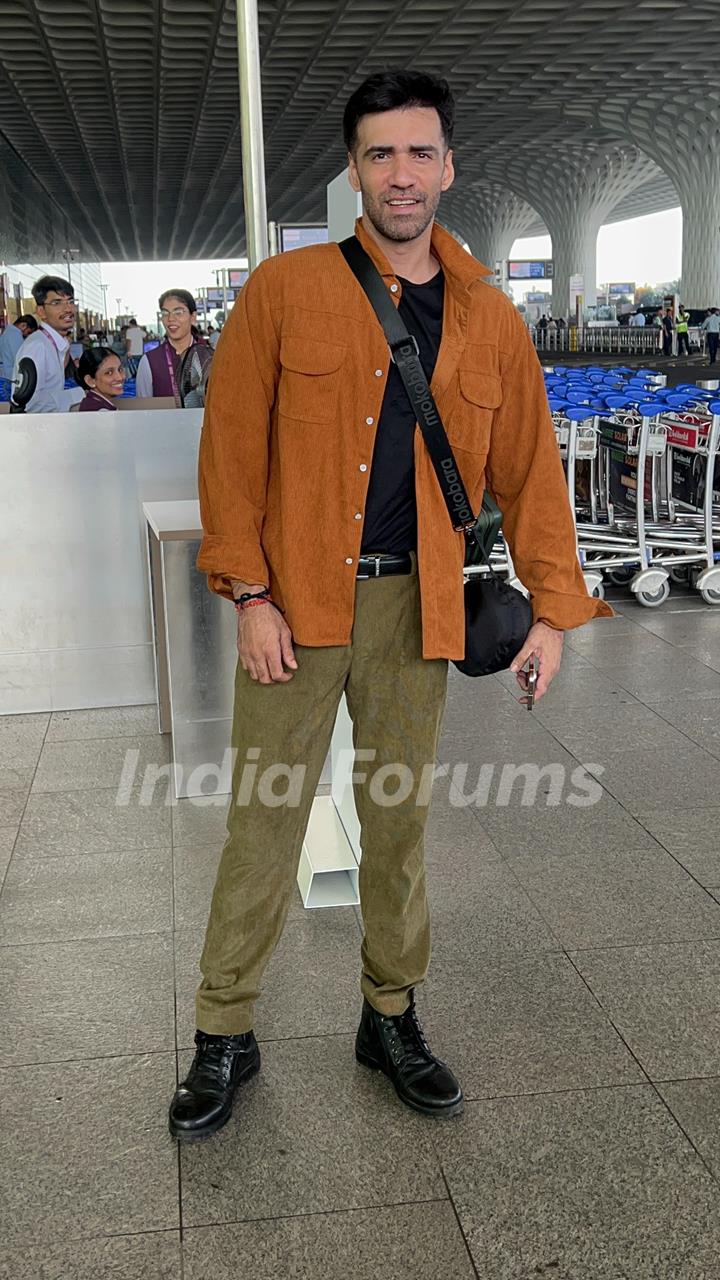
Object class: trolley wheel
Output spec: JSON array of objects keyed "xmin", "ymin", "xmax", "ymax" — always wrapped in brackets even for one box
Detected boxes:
[
  {"xmin": 699, "ymin": 584, "xmax": 720, "ymax": 605},
  {"xmin": 669, "ymin": 565, "xmax": 690, "ymax": 585},
  {"xmin": 591, "ymin": 582, "xmax": 605, "ymax": 600},
  {"xmin": 605, "ymin": 566, "xmax": 635, "ymax": 586},
  {"xmin": 637, "ymin": 580, "xmax": 671, "ymax": 608}
]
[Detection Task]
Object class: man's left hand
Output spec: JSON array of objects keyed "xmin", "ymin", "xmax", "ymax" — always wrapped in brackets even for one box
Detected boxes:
[{"xmin": 510, "ymin": 621, "xmax": 564, "ymax": 706}]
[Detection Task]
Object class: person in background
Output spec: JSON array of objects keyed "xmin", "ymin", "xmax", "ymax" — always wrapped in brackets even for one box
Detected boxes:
[
  {"xmin": 0, "ymin": 314, "xmax": 38, "ymax": 379},
  {"xmin": 135, "ymin": 289, "xmax": 201, "ymax": 399},
  {"xmin": 700, "ymin": 308, "xmax": 720, "ymax": 365},
  {"xmin": 208, "ymin": 324, "xmax": 221, "ymax": 350},
  {"xmin": 77, "ymin": 347, "xmax": 125, "ymax": 411},
  {"xmin": 676, "ymin": 305, "xmax": 691, "ymax": 357},
  {"xmin": 124, "ymin": 317, "xmax": 145, "ymax": 376},
  {"xmin": 660, "ymin": 308, "xmax": 674, "ymax": 356},
  {"xmin": 556, "ymin": 316, "xmax": 567, "ymax": 330},
  {"xmin": 12, "ymin": 276, "xmax": 84, "ymax": 413}
]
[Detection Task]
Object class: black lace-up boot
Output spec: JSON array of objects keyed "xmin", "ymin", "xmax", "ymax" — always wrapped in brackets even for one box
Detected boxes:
[
  {"xmin": 355, "ymin": 992, "xmax": 463, "ymax": 1117},
  {"xmin": 168, "ymin": 1030, "xmax": 260, "ymax": 1141}
]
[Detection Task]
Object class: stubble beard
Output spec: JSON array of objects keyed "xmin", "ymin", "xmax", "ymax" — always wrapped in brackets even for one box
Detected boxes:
[{"xmin": 362, "ymin": 187, "xmax": 441, "ymax": 243}]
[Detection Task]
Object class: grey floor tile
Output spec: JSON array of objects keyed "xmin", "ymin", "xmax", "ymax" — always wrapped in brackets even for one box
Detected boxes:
[
  {"xmin": 588, "ymin": 740, "xmax": 720, "ymax": 814},
  {"xmin": 0, "ymin": 933, "xmax": 175, "ymax": 1067},
  {"xmin": 435, "ymin": 1086, "xmax": 720, "ymax": 1279},
  {"xmin": 603, "ymin": 655, "xmax": 720, "ymax": 703},
  {"xmin": 475, "ymin": 782, "xmax": 652, "ymax": 860},
  {"xmin": 15, "ymin": 784, "xmax": 172, "ymax": 858},
  {"xmin": 0, "ymin": 827, "xmax": 16, "ymax": 882},
  {"xmin": 178, "ymin": 1035, "xmax": 445, "ymax": 1225},
  {"xmin": 46, "ymin": 703, "xmax": 160, "ymax": 742},
  {"xmin": 0, "ymin": 1053, "xmax": 178, "ymax": 1248},
  {"xmin": 659, "ymin": 1078, "xmax": 720, "ymax": 1183},
  {"xmin": 0, "ymin": 788, "xmax": 29, "ymax": 826},
  {"xmin": 429, "ymin": 860, "xmax": 557, "ymax": 953},
  {"xmin": 182, "ymin": 1203, "xmax": 475, "ymax": 1280},
  {"xmin": 567, "ymin": 632, "xmax": 673, "ymax": 669},
  {"xmin": 536, "ymin": 698, "xmax": 692, "ymax": 756},
  {"xmin": 175, "ymin": 908, "xmax": 362, "ymax": 1050},
  {"xmin": 0, "ymin": 846, "xmax": 173, "ymax": 944},
  {"xmin": 0, "ymin": 765, "xmax": 35, "ymax": 791},
  {"xmin": 647, "ymin": 694, "xmax": 720, "ymax": 760},
  {"xmin": 0, "ymin": 1231, "xmax": 181, "ymax": 1280},
  {"xmin": 510, "ymin": 844, "xmax": 720, "ymax": 949},
  {"xmin": 0, "ymin": 714, "xmax": 49, "ymax": 780},
  {"xmin": 31, "ymin": 733, "xmax": 170, "ymax": 794},
  {"xmin": 571, "ymin": 940, "xmax": 720, "ymax": 1081},
  {"xmin": 421, "ymin": 949, "xmax": 642, "ymax": 1099},
  {"xmin": 636, "ymin": 807, "xmax": 720, "ymax": 886},
  {"xmin": 172, "ymin": 794, "xmax": 230, "ymax": 848}
]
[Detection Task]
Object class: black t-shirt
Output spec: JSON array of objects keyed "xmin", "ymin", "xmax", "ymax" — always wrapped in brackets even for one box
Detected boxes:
[{"xmin": 360, "ymin": 269, "xmax": 445, "ymax": 555}]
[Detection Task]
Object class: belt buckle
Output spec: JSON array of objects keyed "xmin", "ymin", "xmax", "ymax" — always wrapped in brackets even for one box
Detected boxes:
[{"xmin": 373, "ymin": 555, "xmax": 382, "ymax": 578}]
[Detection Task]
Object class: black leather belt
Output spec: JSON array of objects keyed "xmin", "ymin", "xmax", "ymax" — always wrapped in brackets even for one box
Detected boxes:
[{"xmin": 356, "ymin": 553, "xmax": 412, "ymax": 579}]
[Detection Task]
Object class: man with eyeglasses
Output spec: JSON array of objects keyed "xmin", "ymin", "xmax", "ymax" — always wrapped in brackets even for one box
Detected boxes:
[{"xmin": 13, "ymin": 276, "xmax": 84, "ymax": 413}]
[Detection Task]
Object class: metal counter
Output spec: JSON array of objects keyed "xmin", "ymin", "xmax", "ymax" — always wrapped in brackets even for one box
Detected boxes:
[{"xmin": 0, "ymin": 408, "xmax": 202, "ymax": 713}]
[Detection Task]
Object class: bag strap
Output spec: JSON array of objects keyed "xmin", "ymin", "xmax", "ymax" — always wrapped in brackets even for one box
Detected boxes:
[{"xmin": 338, "ymin": 235, "xmax": 501, "ymax": 566}]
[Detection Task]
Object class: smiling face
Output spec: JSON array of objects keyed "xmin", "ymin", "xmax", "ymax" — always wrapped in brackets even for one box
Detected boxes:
[
  {"xmin": 86, "ymin": 354, "xmax": 125, "ymax": 398},
  {"xmin": 37, "ymin": 290, "xmax": 77, "ymax": 337},
  {"xmin": 347, "ymin": 105, "xmax": 454, "ymax": 244},
  {"xmin": 160, "ymin": 296, "xmax": 195, "ymax": 345}
]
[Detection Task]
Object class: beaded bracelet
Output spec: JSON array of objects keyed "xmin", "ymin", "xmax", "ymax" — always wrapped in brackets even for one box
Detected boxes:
[{"xmin": 233, "ymin": 589, "xmax": 285, "ymax": 616}]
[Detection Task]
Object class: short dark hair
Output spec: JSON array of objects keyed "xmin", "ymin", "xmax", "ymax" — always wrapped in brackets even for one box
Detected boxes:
[
  {"xmin": 17, "ymin": 314, "xmax": 38, "ymax": 331},
  {"xmin": 343, "ymin": 69, "xmax": 455, "ymax": 156},
  {"xmin": 77, "ymin": 346, "xmax": 118, "ymax": 390},
  {"xmin": 32, "ymin": 275, "xmax": 74, "ymax": 306},
  {"xmin": 158, "ymin": 288, "xmax": 196, "ymax": 314}
]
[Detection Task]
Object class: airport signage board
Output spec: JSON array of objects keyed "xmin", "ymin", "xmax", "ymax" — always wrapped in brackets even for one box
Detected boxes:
[
  {"xmin": 227, "ymin": 269, "xmax": 248, "ymax": 289},
  {"xmin": 526, "ymin": 291, "xmax": 550, "ymax": 303},
  {"xmin": 508, "ymin": 260, "xmax": 554, "ymax": 280},
  {"xmin": 608, "ymin": 282, "xmax": 635, "ymax": 298},
  {"xmin": 279, "ymin": 224, "xmax": 329, "ymax": 252}
]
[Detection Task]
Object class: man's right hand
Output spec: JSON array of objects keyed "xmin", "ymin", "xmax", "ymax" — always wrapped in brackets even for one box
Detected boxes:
[{"xmin": 237, "ymin": 605, "xmax": 298, "ymax": 684}]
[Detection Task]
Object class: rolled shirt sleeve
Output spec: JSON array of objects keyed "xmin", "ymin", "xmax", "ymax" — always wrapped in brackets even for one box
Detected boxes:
[
  {"xmin": 486, "ymin": 310, "xmax": 613, "ymax": 630},
  {"xmin": 197, "ymin": 260, "xmax": 280, "ymax": 596}
]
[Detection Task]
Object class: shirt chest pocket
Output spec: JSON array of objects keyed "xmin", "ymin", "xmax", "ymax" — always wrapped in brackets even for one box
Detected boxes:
[
  {"xmin": 447, "ymin": 369, "xmax": 503, "ymax": 455},
  {"xmin": 278, "ymin": 336, "xmax": 346, "ymax": 424}
]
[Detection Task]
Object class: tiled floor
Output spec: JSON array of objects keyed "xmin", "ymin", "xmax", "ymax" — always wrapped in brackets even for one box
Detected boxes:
[{"xmin": 2, "ymin": 590, "xmax": 720, "ymax": 1278}]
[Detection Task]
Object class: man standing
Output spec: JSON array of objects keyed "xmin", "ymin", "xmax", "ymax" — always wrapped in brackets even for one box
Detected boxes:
[
  {"xmin": 676, "ymin": 305, "xmax": 691, "ymax": 357},
  {"xmin": 168, "ymin": 69, "xmax": 610, "ymax": 1142},
  {"xmin": 701, "ymin": 308, "xmax": 720, "ymax": 365},
  {"xmin": 0, "ymin": 314, "xmax": 37, "ymax": 379},
  {"xmin": 13, "ymin": 276, "xmax": 84, "ymax": 413},
  {"xmin": 124, "ymin": 317, "xmax": 145, "ymax": 375}
]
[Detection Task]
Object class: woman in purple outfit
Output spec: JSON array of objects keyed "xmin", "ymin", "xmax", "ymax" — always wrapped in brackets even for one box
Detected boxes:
[
  {"xmin": 135, "ymin": 288, "xmax": 203, "ymax": 400},
  {"xmin": 77, "ymin": 348, "xmax": 125, "ymax": 411}
]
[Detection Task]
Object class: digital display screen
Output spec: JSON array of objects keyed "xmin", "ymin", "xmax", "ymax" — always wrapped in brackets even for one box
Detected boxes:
[
  {"xmin": 280, "ymin": 225, "xmax": 329, "ymax": 252},
  {"xmin": 228, "ymin": 269, "xmax": 248, "ymax": 289},
  {"xmin": 608, "ymin": 282, "xmax": 635, "ymax": 297},
  {"xmin": 508, "ymin": 260, "xmax": 553, "ymax": 280}
]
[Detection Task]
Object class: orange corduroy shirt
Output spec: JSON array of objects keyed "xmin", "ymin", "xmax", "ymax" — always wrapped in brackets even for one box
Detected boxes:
[{"xmin": 197, "ymin": 217, "xmax": 612, "ymax": 659}]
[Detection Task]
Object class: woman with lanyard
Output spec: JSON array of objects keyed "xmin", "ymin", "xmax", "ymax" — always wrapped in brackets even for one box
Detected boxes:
[
  {"xmin": 135, "ymin": 289, "xmax": 203, "ymax": 400},
  {"xmin": 77, "ymin": 348, "xmax": 125, "ymax": 411}
]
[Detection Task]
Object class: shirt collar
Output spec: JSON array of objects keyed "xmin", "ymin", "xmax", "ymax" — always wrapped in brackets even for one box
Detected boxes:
[
  {"xmin": 353, "ymin": 216, "xmax": 491, "ymax": 296},
  {"xmin": 40, "ymin": 321, "xmax": 69, "ymax": 354}
]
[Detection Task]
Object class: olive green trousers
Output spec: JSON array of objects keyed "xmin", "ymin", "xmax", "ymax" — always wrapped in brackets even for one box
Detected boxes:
[{"xmin": 196, "ymin": 563, "xmax": 448, "ymax": 1035}]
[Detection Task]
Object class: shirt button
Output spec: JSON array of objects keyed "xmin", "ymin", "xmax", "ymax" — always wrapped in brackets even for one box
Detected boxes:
[
  {"xmin": 354, "ymin": 512, "xmax": 362, "ymax": 520},
  {"xmin": 345, "ymin": 557, "xmax": 353, "ymax": 565},
  {"xmin": 375, "ymin": 369, "xmax": 383, "ymax": 377},
  {"xmin": 390, "ymin": 284, "xmax": 399, "ymax": 294},
  {"xmin": 365, "ymin": 416, "xmax": 374, "ymax": 425},
  {"xmin": 359, "ymin": 463, "xmax": 367, "ymax": 472}
]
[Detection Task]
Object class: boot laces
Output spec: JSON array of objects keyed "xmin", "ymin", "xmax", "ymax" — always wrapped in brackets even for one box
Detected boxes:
[{"xmin": 382, "ymin": 1004, "xmax": 434, "ymax": 1069}]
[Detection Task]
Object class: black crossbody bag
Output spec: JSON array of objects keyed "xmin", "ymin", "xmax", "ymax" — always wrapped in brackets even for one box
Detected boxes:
[{"xmin": 339, "ymin": 235, "xmax": 532, "ymax": 677}]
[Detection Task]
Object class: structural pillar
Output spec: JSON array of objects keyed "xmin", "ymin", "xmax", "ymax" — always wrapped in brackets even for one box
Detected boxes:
[
  {"xmin": 440, "ymin": 182, "xmax": 538, "ymax": 274},
  {"xmin": 236, "ymin": 0, "xmax": 269, "ymax": 269}
]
